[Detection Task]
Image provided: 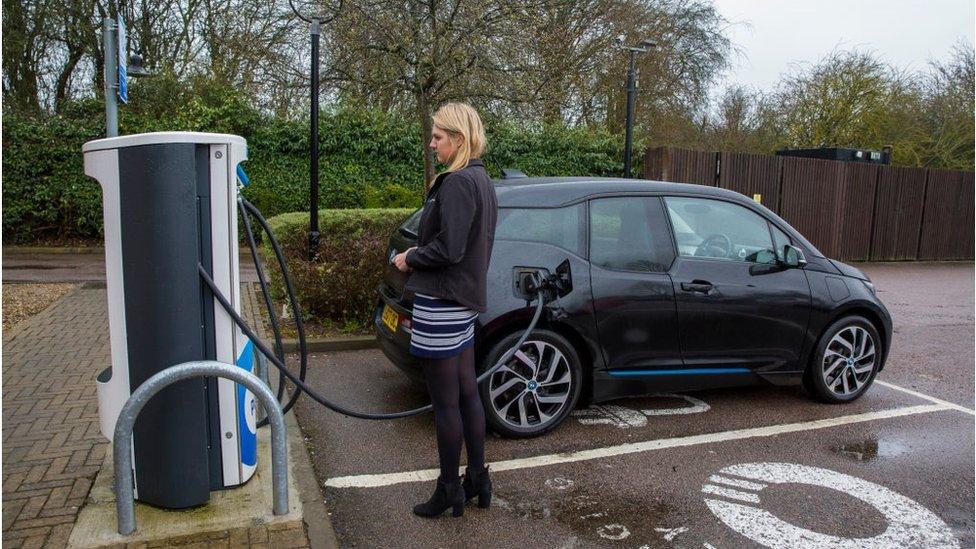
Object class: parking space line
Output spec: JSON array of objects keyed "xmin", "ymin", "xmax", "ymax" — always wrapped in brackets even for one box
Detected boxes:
[
  {"xmin": 876, "ymin": 380, "xmax": 976, "ymax": 416},
  {"xmin": 324, "ymin": 403, "xmax": 949, "ymax": 489}
]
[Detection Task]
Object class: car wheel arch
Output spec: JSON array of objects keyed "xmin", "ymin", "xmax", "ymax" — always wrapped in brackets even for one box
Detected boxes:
[
  {"xmin": 809, "ymin": 303, "xmax": 889, "ymax": 372},
  {"xmin": 477, "ymin": 317, "xmax": 595, "ymax": 405}
]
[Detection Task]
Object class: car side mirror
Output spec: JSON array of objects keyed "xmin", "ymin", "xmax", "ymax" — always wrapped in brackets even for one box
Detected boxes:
[{"xmin": 783, "ymin": 245, "xmax": 807, "ymax": 268}]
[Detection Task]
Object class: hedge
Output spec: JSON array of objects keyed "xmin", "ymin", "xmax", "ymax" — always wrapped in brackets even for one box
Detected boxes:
[
  {"xmin": 3, "ymin": 77, "xmax": 641, "ymax": 244},
  {"xmin": 262, "ymin": 208, "xmax": 416, "ymax": 330}
]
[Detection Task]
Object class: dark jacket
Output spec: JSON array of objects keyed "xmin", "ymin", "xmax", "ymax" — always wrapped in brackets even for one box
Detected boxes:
[{"xmin": 404, "ymin": 159, "xmax": 498, "ymax": 312}]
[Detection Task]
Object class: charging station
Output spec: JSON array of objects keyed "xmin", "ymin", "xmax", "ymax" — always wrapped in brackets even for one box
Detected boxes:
[{"xmin": 83, "ymin": 132, "xmax": 257, "ymax": 508}]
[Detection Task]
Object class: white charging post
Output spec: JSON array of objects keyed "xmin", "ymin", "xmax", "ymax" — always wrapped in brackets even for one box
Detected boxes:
[{"xmin": 83, "ymin": 132, "xmax": 257, "ymax": 508}]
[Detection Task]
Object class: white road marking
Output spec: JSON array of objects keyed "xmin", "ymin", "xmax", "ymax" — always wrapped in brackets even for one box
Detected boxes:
[
  {"xmin": 642, "ymin": 394, "xmax": 710, "ymax": 416},
  {"xmin": 544, "ymin": 477, "xmax": 575, "ymax": 490},
  {"xmin": 875, "ymin": 380, "xmax": 975, "ymax": 416},
  {"xmin": 323, "ymin": 403, "xmax": 948, "ymax": 488},
  {"xmin": 701, "ymin": 484, "xmax": 761, "ymax": 503},
  {"xmin": 705, "ymin": 462, "xmax": 959, "ymax": 548},
  {"xmin": 654, "ymin": 526, "xmax": 689, "ymax": 541},
  {"xmin": 597, "ymin": 524, "xmax": 630, "ymax": 540},
  {"xmin": 572, "ymin": 394, "xmax": 710, "ymax": 429},
  {"xmin": 572, "ymin": 404, "xmax": 647, "ymax": 428},
  {"xmin": 703, "ymin": 543, "xmax": 718, "ymax": 549},
  {"xmin": 708, "ymin": 474, "xmax": 766, "ymax": 491}
]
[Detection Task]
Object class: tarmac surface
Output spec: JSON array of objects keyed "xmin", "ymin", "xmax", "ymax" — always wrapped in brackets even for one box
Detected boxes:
[
  {"xmin": 292, "ymin": 262, "xmax": 974, "ymax": 548},
  {"xmin": 3, "ymin": 251, "xmax": 259, "ymax": 283}
]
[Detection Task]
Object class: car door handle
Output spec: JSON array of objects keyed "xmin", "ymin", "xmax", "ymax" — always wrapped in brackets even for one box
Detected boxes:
[{"xmin": 681, "ymin": 280, "xmax": 713, "ymax": 293}]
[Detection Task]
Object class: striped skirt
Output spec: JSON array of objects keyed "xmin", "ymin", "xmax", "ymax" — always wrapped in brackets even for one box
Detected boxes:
[{"xmin": 408, "ymin": 292, "xmax": 477, "ymax": 359}]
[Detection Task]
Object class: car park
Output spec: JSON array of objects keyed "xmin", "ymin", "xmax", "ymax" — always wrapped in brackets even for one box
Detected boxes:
[{"xmin": 374, "ymin": 177, "xmax": 893, "ymax": 438}]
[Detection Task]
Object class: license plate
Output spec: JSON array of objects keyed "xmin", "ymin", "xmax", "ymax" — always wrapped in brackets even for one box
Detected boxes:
[{"xmin": 382, "ymin": 304, "xmax": 398, "ymax": 333}]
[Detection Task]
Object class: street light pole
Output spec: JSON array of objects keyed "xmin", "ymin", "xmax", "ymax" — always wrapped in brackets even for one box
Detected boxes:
[
  {"xmin": 617, "ymin": 37, "xmax": 656, "ymax": 178},
  {"xmin": 623, "ymin": 49, "xmax": 637, "ymax": 179},
  {"xmin": 285, "ymin": 0, "xmax": 342, "ymax": 261},
  {"xmin": 309, "ymin": 18, "xmax": 321, "ymax": 261}
]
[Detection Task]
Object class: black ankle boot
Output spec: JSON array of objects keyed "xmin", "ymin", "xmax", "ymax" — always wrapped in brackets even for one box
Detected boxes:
[
  {"xmin": 461, "ymin": 465, "xmax": 492, "ymax": 508},
  {"xmin": 412, "ymin": 476, "xmax": 464, "ymax": 518}
]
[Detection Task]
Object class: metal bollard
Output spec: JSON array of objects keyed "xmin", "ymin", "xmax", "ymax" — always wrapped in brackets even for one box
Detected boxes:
[{"xmin": 112, "ymin": 361, "xmax": 288, "ymax": 535}]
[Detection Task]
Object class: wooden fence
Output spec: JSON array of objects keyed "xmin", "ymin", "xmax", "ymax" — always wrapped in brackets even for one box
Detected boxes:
[{"xmin": 644, "ymin": 147, "xmax": 974, "ymax": 262}]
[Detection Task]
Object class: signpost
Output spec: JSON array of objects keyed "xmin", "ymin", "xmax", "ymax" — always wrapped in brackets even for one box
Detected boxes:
[{"xmin": 117, "ymin": 17, "xmax": 128, "ymax": 104}]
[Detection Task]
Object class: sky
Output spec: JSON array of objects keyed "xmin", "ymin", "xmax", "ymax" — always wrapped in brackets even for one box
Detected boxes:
[{"xmin": 710, "ymin": 0, "xmax": 975, "ymax": 97}]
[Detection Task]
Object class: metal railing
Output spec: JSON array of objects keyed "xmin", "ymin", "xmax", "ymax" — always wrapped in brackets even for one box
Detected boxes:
[{"xmin": 112, "ymin": 360, "xmax": 288, "ymax": 535}]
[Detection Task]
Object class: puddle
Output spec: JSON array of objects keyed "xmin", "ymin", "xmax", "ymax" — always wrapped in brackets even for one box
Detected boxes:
[
  {"xmin": 831, "ymin": 438, "xmax": 909, "ymax": 461},
  {"xmin": 497, "ymin": 482, "xmax": 684, "ymax": 546}
]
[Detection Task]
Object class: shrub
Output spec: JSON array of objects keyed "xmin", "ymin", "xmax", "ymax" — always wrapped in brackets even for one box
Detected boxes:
[
  {"xmin": 3, "ymin": 91, "xmax": 632, "ymax": 244},
  {"xmin": 263, "ymin": 208, "xmax": 417, "ymax": 329},
  {"xmin": 2, "ymin": 109, "xmax": 105, "ymax": 242}
]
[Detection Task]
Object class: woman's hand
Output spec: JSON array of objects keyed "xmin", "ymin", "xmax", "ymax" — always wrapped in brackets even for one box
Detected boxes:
[{"xmin": 393, "ymin": 247, "xmax": 417, "ymax": 272}]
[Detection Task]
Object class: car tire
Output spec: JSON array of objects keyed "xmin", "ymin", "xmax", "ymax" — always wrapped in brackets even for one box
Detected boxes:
[
  {"xmin": 479, "ymin": 329, "xmax": 582, "ymax": 438},
  {"xmin": 804, "ymin": 315, "xmax": 881, "ymax": 403}
]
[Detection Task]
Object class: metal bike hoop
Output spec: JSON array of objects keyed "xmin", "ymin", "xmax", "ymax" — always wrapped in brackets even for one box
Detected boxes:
[{"xmin": 112, "ymin": 360, "xmax": 287, "ymax": 535}]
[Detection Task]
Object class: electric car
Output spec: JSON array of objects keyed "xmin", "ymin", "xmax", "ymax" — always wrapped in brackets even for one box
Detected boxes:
[{"xmin": 374, "ymin": 177, "xmax": 893, "ymax": 438}]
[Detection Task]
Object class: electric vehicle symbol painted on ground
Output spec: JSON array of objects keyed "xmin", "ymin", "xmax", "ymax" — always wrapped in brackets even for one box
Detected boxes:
[
  {"xmin": 703, "ymin": 462, "xmax": 959, "ymax": 548},
  {"xmin": 375, "ymin": 176, "xmax": 893, "ymax": 438}
]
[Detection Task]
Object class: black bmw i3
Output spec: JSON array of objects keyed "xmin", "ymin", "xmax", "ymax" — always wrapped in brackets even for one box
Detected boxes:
[{"xmin": 375, "ymin": 177, "xmax": 893, "ymax": 438}]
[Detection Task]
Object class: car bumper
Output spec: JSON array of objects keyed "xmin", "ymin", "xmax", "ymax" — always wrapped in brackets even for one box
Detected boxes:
[{"xmin": 374, "ymin": 287, "xmax": 424, "ymax": 383}]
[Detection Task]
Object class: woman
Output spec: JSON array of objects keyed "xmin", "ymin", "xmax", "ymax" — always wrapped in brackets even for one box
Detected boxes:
[{"xmin": 392, "ymin": 102, "xmax": 498, "ymax": 518}]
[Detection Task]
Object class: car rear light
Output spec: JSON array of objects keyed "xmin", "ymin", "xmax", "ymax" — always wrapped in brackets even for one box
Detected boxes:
[{"xmin": 401, "ymin": 315, "xmax": 411, "ymax": 329}]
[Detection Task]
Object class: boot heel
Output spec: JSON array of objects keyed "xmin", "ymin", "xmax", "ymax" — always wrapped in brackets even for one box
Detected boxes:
[
  {"xmin": 452, "ymin": 502, "xmax": 464, "ymax": 517},
  {"xmin": 477, "ymin": 493, "xmax": 491, "ymax": 508}
]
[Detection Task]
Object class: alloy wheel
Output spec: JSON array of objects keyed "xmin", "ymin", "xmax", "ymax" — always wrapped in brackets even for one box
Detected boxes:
[
  {"xmin": 821, "ymin": 326, "xmax": 876, "ymax": 397},
  {"xmin": 487, "ymin": 339, "xmax": 573, "ymax": 431}
]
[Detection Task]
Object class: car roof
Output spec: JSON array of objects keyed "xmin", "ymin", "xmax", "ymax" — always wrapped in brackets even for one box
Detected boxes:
[
  {"xmin": 491, "ymin": 176, "xmax": 826, "ymax": 258},
  {"xmin": 492, "ymin": 176, "xmax": 749, "ymax": 208}
]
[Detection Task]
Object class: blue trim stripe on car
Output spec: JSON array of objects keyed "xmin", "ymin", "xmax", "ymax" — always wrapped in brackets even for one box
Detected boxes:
[{"xmin": 607, "ymin": 368, "xmax": 751, "ymax": 377}]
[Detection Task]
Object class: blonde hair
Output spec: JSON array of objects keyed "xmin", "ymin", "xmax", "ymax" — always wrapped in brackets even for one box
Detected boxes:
[{"xmin": 432, "ymin": 102, "xmax": 487, "ymax": 175}]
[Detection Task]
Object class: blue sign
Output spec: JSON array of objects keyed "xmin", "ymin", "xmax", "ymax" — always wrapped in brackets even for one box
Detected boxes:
[{"xmin": 117, "ymin": 17, "xmax": 128, "ymax": 103}]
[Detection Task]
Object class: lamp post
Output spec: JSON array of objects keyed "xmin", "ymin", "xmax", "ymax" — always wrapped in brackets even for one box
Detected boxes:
[
  {"xmin": 287, "ymin": 0, "xmax": 342, "ymax": 261},
  {"xmin": 309, "ymin": 18, "xmax": 321, "ymax": 261},
  {"xmin": 617, "ymin": 37, "xmax": 656, "ymax": 178}
]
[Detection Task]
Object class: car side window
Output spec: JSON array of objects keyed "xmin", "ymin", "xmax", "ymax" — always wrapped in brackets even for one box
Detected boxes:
[
  {"xmin": 589, "ymin": 197, "xmax": 675, "ymax": 272},
  {"xmin": 770, "ymin": 223, "xmax": 792, "ymax": 262},
  {"xmin": 664, "ymin": 197, "xmax": 776, "ymax": 264},
  {"xmin": 495, "ymin": 204, "xmax": 585, "ymax": 256}
]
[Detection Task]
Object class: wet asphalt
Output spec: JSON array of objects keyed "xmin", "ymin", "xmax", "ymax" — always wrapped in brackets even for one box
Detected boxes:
[
  {"xmin": 2, "ymin": 251, "xmax": 259, "ymax": 283},
  {"xmin": 291, "ymin": 262, "xmax": 974, "ymax": 548}
]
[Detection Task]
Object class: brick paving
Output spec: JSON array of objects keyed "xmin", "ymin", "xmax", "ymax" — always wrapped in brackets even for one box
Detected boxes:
[
  {"xmin": 2, "ymin": 282, "xmax": 307, "ymax": 548},
  {"xmin": 3, "ymin": 284, "xmax": 109, "ymax": 548}
]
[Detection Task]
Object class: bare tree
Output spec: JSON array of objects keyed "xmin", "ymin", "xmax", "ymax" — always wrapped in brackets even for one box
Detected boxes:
[
  {"xmin": 919, "ymin": 41, "xmax": 975, "ymax": 169},
  {"xmin": 3, "ymin": 0, "xmax": 55, "ymax": 111},
  {"xmin": 327, "ymin": 0, "xmax": 548, "ymax": 185}
]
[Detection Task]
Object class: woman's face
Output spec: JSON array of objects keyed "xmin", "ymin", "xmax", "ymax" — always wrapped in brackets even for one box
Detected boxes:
[{"xmin": 429, "ymin": 126, "xmax": 460, "ymax": 164}]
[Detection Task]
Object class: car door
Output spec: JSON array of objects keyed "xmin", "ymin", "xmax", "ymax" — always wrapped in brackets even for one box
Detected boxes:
[
  {"xmin": 588, "ymin": 196, "xmax": 681, "ymax": 372},
  {"xmin": 664, "ymin": 196, "xmax": 811, "ymax": 373}
]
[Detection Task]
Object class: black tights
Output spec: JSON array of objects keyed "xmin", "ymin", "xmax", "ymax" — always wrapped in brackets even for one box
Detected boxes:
[{"xmin": 422, "ymin": 344, "xmax": 485, "ymax": 481}]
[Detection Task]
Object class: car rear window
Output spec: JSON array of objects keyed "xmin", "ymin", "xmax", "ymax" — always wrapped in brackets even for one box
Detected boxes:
[
  {"xmin": 495, "ymin": 205, "xmax": 585, "ymax": 256},
  {"xmin": 398, "ymin": 207, "xmax": 423, "ymax": 237}
]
